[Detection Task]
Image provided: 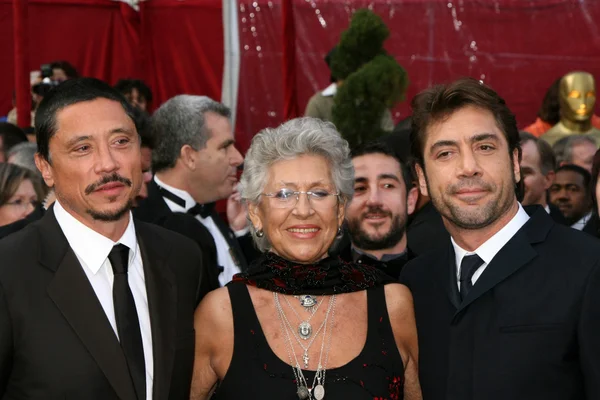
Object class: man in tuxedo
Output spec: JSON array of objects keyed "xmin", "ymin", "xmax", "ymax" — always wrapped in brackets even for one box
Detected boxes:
[
  {"xmin": 0, "ymin": 78, "xmax": 207, "ymax": 400},
  {"xmin": 340, "ymin": 141, "xmax": 418, "ymax": 278},
  {"xmin": 134, "ymin": 95, "xmax": 258, "ymax": 288},
  {"xmin": 549, "ymin": 164, "xmax": 593, "ymax": 231},
  {"xmin": 519, "ymin": 131, "xmax": 567, "ymax": 224},
  {"xmin": 400, "ymin": 77, "xmax": 600, "ymax": 400}
]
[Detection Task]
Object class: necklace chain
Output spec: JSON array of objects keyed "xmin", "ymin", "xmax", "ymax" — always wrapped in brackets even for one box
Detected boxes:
[{"xmin": 274, "ymin": 292, "xmax": 337, "ymax": 400}]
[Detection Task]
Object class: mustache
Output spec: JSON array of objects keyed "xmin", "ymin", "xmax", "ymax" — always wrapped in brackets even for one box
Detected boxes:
[
  {"xmin": 85, "ymin": 173, "xmax": 132, "ymax": 195},
  {"xmin": 447, "ymin": 178, "xmax": 494, "ymax": 194},
  {"xmin": 361, "ymin": 206, "xmax": 392, "ymax": 219}
]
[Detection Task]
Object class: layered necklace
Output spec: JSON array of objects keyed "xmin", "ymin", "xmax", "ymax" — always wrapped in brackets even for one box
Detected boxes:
[{"xmin": 274, "ymin": 293, "xmax": 337, "ymax": 400}]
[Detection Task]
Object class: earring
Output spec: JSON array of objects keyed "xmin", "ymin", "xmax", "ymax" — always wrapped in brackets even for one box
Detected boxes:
[
  {"xmin": 337, "ymin": 226, "xmax": 343, "ymax": 236},
  {"xmin": 256, "ymin": 229, "xmax": 264, "ymax": 237}
]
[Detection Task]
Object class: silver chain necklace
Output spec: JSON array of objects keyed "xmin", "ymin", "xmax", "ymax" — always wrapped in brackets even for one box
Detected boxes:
[
  {"xmin": 274, "ymin": 292, "xmax": 337, "ymax": 400},
  {"xmin": 283, "ymin": 294, "xmax": 323, "ymax": 340},
  {"xmin": 277, "ymin": 294, "xmax": 331, "ymax": 368}
]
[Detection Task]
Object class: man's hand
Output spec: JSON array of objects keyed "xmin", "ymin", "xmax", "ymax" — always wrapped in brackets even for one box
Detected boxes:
[{"xmin": 227, "ymin": 186, "xmax": 248, "ymax": 232}]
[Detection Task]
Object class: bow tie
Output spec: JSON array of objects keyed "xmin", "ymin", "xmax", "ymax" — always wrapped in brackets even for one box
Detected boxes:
[
  {"xmin": 158, "ymin": 187, "xmax": 215, "ymax": 218},
  {"xmin": 187, "ymin": 202, "xmax": 216, "ymax": 218}
]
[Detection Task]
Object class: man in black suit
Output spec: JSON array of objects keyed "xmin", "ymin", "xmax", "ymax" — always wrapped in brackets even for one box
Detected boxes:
[
  {"xmin": 519, "ymin": 131, "xmax": 567, "ymax": 224},
  {"xmin": 400, "ymin": 77, "xmax": 600, "ymax": 400},
  {"xmin": 340, "ymin": 141, "xmax": 418, "ymax": 278},
  {"xmin": 0, "ymin": 78, "xmax": 207, "ymax": 400},
  {"xmin": 134, "ymin": 95, "xmax": 258, "ymax": 288}
]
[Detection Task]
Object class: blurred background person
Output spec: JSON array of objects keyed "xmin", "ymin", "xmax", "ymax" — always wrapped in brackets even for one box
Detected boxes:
[
  {"xmin": 523, "ymin": 78, "xmax": 561, "ymax": 137},
  {"xmin": 7, "ymin": 142, "xmax": 40, "ymax": 174},
  {"xmin": 115, "ymin": 79, "xmax": 153, "ymax": 112},
  {"xmin": 341, "ymin": 140, "xmax": 418, "ymax": 279},
  {"xmin": 130, "ymin": 107, "xmax": 153, "ymax": 206},
  {"xmin": 47, "ymin": 60, "xmax": 79, "ymax": 82},
  {"xmin": 0, "ymin": 122, "xmax": 28, "ymax": 162},
  {"xmin": 552, "ymin": 135, "xmax": 597, "ymax": 172},
  {"xmin": 0, "ymin": 163, "xmax": 43, "ymax": 227},
  {"xmin": 519, "ymin": 132, "xmax": 566, "ymax": 223},
  {"xmin": 549, "ymin": 164, "xmax": 593, "ymax": 232}
]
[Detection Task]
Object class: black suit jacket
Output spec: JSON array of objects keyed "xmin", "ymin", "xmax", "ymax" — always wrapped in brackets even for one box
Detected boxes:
[
  {"xmin": 400, "ymin": 206, "xmax": 600, "ymax": 400},
  {"xmin": 134, "ymin": 180, "xmax": 221, "ymax": 291},
  {"xmin": 407, "ymin": 201, "xmax": 450, "ymax": 256},
  {"xmin": 0, "ymin": 208, "xmax": 203, "ymax": 400},
  {"xmin": 548, "ymin": 203, "xmax": 568, "ymax": 225}
]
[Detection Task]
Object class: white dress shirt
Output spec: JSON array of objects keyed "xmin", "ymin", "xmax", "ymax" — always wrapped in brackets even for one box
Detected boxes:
[
  {"xmin": 571, "ymin": 211, "xmax": 592, "ymax": 231},
  {"xmin": 53, "ymin": 200, "xmax": 154, "ymax": 400},
  {"xmin": 154, "ymin": 176, "xmax": 242, "ymax": 286},
  {"xmin": 452, "ymin": 203, "xmax": 530, "ymax": 290}
]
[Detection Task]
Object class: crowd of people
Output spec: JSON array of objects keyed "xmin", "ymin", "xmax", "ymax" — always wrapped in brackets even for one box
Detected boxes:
[{"xmin": 0, "ymin": 55, "xmax": 599, "ymax": 400}]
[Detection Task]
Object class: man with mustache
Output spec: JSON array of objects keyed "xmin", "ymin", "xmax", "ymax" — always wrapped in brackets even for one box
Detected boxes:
[
  {"xmin": 0, "ymin": 78, "xmax": 208, "ymax": 399},
  {"xmin": 341, "ymin": 141, "xmax": 418, "ymax": 279},
  {"xmin": 400, "ymin": 77, "xmax": 600, "ymax": 400},
  {"xmin": 549, "ymin": 164, "xmax": 593, "ymax": 231},
  {"xmin": 135, "ymin": 95, "xmax": 256, "ymax": 289}
]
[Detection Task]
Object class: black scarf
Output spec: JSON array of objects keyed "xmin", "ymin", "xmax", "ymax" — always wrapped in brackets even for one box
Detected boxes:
[{"xmin": 230, "ymin": 251, "xmax": 394, "ymax": 295}]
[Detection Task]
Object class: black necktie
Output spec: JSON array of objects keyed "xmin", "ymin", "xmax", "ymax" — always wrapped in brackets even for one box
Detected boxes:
[
  {"xmin": 158, "ymin": 187, "xmax": 214, "ymax": 218},
  {"xmin": 108, "ymin": 244, "xmax": 146, "ymax": 400},
  {"xmin": 459, "ymin": 254, "xmax": 484, "ymax": 301}
]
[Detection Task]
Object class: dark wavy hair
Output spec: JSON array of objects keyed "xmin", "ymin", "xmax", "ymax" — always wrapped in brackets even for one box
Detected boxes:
[{"xmin": 537, "ymin": 78, "xmax": 561, "ymax": 125}]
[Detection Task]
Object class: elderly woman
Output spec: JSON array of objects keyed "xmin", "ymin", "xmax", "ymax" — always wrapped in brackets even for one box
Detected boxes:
[
  {"xmin": 190, "ymin": 118, "xmax": 421, "ymax": 399},
  {"xmin": 0, "ymin": 163, "xmax": 43, "ymax": 227}
]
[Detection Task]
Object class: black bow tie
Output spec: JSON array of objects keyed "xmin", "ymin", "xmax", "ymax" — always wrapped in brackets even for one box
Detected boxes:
[
  {"xmin": 187, "ymin": 202, "xmax": 216, "ymax": 218},
  {"xmin": 158, "ymin": 187, "xmax": 215, "ymax": 218}
]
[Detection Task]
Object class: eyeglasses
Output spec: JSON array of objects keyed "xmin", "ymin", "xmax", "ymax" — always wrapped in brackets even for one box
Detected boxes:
[
  {"xmin": 4, "ymin": 199, "xmax": 39, "ymax": 210},
  {"xmin": 261, "ymin": 189, "xmax": 339, "ymax": 209}
]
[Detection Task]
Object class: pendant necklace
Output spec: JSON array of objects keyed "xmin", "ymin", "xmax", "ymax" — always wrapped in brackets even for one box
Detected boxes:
[
  {"xmin": 295, "ymin": 294, "xmax": 319, "ymax": 313},
  {"xmin": 274, "ymin": 292, "xmax": 337, "ymax": 400},
  {"xmin": 284, "ymin": 295, "xmax": 323, "ymax": 340},
  {"xmin": 276, "ymin": 293, "xmax": 330, "ymax": 368}
]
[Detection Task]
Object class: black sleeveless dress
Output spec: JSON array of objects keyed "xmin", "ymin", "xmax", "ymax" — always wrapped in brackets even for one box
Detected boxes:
[{"xmin": 212, "ymin": 282, "xmax": 405, "ymax": 399}]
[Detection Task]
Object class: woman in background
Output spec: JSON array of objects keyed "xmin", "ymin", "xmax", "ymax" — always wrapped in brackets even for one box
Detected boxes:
[{"xmin": 0, "ymin": 163, "xmax": 43, "ymax": 227}]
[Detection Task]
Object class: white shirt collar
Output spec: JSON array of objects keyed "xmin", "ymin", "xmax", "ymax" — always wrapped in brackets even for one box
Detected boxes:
[
  {"xmin": 321, "ymin": 83, "xmax": 337, "ymax": 97},
  {"xmin": 544, "ymin": 204, "xmax": 550, "ymax": 214},
  {"xmin": 452, "ymin": 203, "xmax": 530, "ymax": 266},
  {"xmin": 154, "ymin": 175, "xmax": 196, "ymax": 212},
  {"xmin": 53, "ymin": 200, "xmax": 138, "ymax": 275},
  {"xmin": 571, "ymin": 211, "xmax": 592, "ymax": 231}
]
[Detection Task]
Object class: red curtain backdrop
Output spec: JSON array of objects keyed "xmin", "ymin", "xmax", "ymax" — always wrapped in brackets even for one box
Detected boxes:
[
  {"xmin": 3, "ymin": 0, "xmax": 600, "ymax": 153},
  {"xmin": 237, "ymin": 0, "xmax": 600, "ymax": 153},
  {"xmin": 0, "ymin": 0, "xmax": 223, "ymax": 120}
]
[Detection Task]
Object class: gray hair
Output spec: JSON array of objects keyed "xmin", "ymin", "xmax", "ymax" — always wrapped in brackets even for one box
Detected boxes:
[
  {"xmin": 553, "ymin": 135, "xmax": 597, "ymax": 166},
  {"xmin": 7, "ymin": 142, "xmax": 39, "ymax": 175},
  {"xmin": 151, "ymin": 95, "xmax": 231, "ymax": 172},
  {"xmin": 240, "ymin": 117, "xmax": 354, "ymax": 251}
]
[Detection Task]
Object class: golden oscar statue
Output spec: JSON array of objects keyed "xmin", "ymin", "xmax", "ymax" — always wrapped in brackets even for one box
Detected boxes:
[{"xmin": 541, "ymin": 71, "xmax": 600, "ymax": 146}]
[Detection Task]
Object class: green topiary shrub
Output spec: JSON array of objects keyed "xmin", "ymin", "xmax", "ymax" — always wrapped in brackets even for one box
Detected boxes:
[{"xmin": 330, "ymin": 9, "xmax": 409, "ymax": 148}]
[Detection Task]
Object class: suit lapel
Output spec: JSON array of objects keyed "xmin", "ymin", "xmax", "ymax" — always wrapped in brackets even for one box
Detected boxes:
[
  {"xmin": 137, "ymin": 222, "xmax": 177, "ymax": 400},
  {"xmin": 454, "ymin": 207, "xmax": 552, "ymax": 316},
  {"xmin": 41, "ymin": 209, "xmax": 137, "ymax": 400}
]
